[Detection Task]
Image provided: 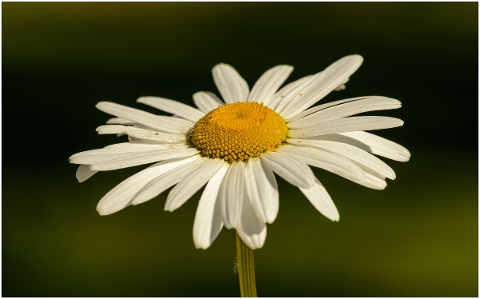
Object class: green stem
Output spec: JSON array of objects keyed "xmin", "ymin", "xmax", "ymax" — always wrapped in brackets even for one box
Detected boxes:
[{"xmin": 236, "ymin": 232, "xmax": 257, "ymax": 297}]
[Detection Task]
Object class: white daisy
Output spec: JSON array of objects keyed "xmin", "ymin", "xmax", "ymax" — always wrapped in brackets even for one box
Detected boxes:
[{"xmin": 70, "ymin": 55, "xmax": 410, "ymax": 250}]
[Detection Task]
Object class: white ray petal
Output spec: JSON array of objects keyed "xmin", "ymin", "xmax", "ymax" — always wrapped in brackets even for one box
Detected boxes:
[
  {"xmin": 193, "ymin": 91, "xmax": 224, "ymax": 114},
  {"xmin": 69, "ymin": 143, "xmax": 192, "ymax": 165},
  {"xmin": 124, "ymin": 126, "xmax": 188, "ymax": 143},
  {"xmin": 96, "ymin": 125, "xmax": 125, "ymax": 134},
  {"xmin": 96, "ymin": 101, "xmax": 193, "ymax": 134},
  {"xmin": 126, "ymin": 138, "xmax": 172, "ymax": 145},
  {"xmin": 273, "ymin": 74, "xmax": 317, "ymax": 113},
  {"xmin": 334, "ymin": 77, "xmax": 349, "ymax": 91},
  {"xmin": 284, "ymin": 96, "xmax": 366, "ymax": 122},
  {"xmin": 212, "ymin": 63, "xmax": 250, "ymax": 104},
  {"xmin": 288, "ymin": 116, "xmax": 404, "ymax": 138},
  {"xmin": 137, "ymin": 96, "xmax": 204, "ymax": 123},
  {"xmin": 352, "ymin": 164, "xmax": 388, "ymax": 190},
  {"xmin": 115, "ymin": 122, "xmax": 160, "ymax": 133},
  {"xmin": 261, "ymin": 151, "xmax": 315, "ymax": 188},
  {"xmin": 121, "ymin": 122, "xmax": 174, "ymax": 134},
  {"xmin": 277, "ymin": 58, "xmax": 357, "ymax": 116},
  {"xmin": 245, "ymin": 158, "xmax": 279, "ymax": 224},
  {"xmin": 281, "ymin": 55, "xmax": 364, "ymax": 119},
  {"xmin": 287, "ymin": 97, "xmax": 401, "ymax": 129},
  {"xmin": 302, "ymin": 134, "xmax": 374, "ymax": 153},
  {"xmin": 299, "ymin": 179, "xmax": 339, "ymax": 221},
  {"xmin": 341, "ymin": 131, "xmax": 411, "ymax": 162},
  {"xmin": 218, "ymin": 161, "xmax": 245, "ymax": 229},
  {"xmin": 165, "ymin": 159, "xmax": 226, "ymax": 212},
  {"xmin": 96, "ymin": 125, "xmax": 187, "ymax": 143},
  {"xmin": 106, "ymin": 117, "xmax": 135, "ymax": 125},
  {"xmin": 278, "ymin": 144, "xmax": 364, "ymax": 181},
  {"xmin": 103, "ymin": 142, "xmax": 187, "ymax": 150},
  {"xmin": 76, "ymin": 165, "xmax": 98, "ymax": 182},
  {"xmin": 153, "ymin": 116, "xmax": 194, "ymax": 134},
  {"xmin": 131, "ymin": 157, "xmax": 208, "ymax": 205},
  {"xmin": 70, "ymin": 150, "xmax": 132, "ymax": 165},
  {"xmin": 286, "ymin": 137, "xmax": 389, "ymax": 189},
  {"xmin": 236, "ymin": 191, "xmax": 267, "ymax": 250},
  {"xmin": 96, "ymin": 156, "xmax": 199, "ymax": 215},
  {"xmin": 193, "ymin": 163, "xmax": 229, "ymax": 249},
  {"xmin": 248, "ymin": 65, "xmax": 293, "ymax": 104},
  {"xmin": 90, "ymin": 148, "xmax": 200, "ymax": 171},
  {"xmin": 287, "ymin": 139, "xmax": 395, "ymax": 179}
]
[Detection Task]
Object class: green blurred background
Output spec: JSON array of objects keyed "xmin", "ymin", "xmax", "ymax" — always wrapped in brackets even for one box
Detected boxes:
[{"xmin": 3, "ymin": 2, "xmax": 477, "ymax": 296}]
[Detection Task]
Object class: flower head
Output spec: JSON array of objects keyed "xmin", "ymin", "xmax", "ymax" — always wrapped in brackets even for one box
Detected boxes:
[{"xmin": 70, "ymin": 55, "xmax": 410, "ymax": 250}]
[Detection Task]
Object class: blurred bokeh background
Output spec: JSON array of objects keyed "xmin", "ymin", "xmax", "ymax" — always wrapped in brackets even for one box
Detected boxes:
[{"xmin": 3, "ymin": 2, "xmax": 477, "ymax": 296}]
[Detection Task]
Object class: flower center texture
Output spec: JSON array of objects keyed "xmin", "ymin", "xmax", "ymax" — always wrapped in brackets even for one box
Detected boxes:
[{"xmin": 190, "ymin": 102, "xmax": 288, "ymax": 162}]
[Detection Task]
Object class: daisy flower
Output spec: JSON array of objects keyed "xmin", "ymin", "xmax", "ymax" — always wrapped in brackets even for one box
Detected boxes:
[{"xmin": 70, "ymin": 55, "xmax": 410, "ymax": 250}]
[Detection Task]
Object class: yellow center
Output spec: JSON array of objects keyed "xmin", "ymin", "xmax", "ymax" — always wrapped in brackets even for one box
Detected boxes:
[{"xmin": 190, "ymin": 102, "xmax": 288, "ymax": 162}]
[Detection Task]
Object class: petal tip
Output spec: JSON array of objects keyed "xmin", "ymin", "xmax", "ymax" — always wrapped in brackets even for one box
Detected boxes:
[
  {"xmin": 212, "ymin": 62, "xmax": 230, "ymax": 71},
  {"xmin": 96, "ymin": 207, "xmax": 111, "ymax": 216},
  {"xmin": 136, "ymin": 96, "xmax": 150, "ymax": 104},
  {"xmin": 95, "ymin": 101, "xmax": 110, "ymax": 111},
  {"xmin": 350, "ymin": 54, "xmax": 364, "ymax": 61},
  {"xmin": 194, "ymin": 241, "xmax": 212, "ymax": 250}
]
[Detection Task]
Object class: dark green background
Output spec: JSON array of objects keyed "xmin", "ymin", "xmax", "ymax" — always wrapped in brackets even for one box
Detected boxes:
[{"xmin": 3, "ymin": 2, "xmax": 477, "ymax": 296}]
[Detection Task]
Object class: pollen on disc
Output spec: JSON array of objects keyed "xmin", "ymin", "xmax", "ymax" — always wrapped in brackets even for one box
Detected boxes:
[{"xmin": 190, "ymin": 102, "xmax": 288, "ymax": 162}]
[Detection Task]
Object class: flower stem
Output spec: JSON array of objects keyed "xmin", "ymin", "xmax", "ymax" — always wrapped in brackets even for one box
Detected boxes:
[{"xmin": 236, "ymin": 232, "xmax": 257, "ymax": 297}]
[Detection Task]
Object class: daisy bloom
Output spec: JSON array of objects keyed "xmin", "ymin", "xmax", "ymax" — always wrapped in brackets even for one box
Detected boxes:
[{"xmin": 70, "ymin": 55, "xmax": 410, "ymax": 250}]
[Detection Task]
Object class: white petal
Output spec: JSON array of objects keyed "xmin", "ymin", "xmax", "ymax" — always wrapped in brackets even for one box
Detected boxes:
[
  {"xmin": 287, "ymin": 97, "xmax": 401, "ymax": 129},
  {"xmin": 352, "ymin": 164, "xmax": 388, "ymax": 190},
  {"xmin": 212, "ymin": 63, "xmax": 249, "ymax": 104},
  {"xmin": 70, "ymin": 150, "xmax": 130, "ymax": 165},
  {"xmin": 96, "ymin": 101, "xmax": 193, "ymax": 134},
  {"xmin": 284, "ymin": 138, "xmax": 387, "ymax": 190},
  {"xmin": 248, "ymin": 65, "xmax": 293, "ymax": 103},
  {"xmin": 96, "ymin": 156, "xmax": 198, "ymax": 215},
  {"xmin": 97, "ymin": 125, "xmax": 187, "ymax": 143},
  {"xmin": 126, "ymin": 139, "xmax": 170, "ymax": 145},
  {"xmin": 281, "ymin": 55, "xmax": 364, "ymax": 119},
  {"xmin": 124, "ymin": 126, "xmax": 188, "ymax": 143},
  {"xmin": 334, "ymin": 79, "xmax": 348, "ymax": 91},
  {"xmin": 165, "ymin": 159, "xmax": 226, "ymax": 212},
  {"xmin": 131, "ymin": 157, "xmax": 208, "ymax": 205},
  {"xmin": 287, "ymin": 138, "xmax": 395, "ymax": 180},
  {"xmin": 301, "ymin": 133, "xmax": 373, "ymax": 152},
  {"xmin": 96, "ymin": 125, "xmax": 125, "ymax": 135},
  {"xmin": 288, "ymin": 116, "xmax": 404, "ymax": 138},
  {"xmin": 137, "ymin": 96, "xmax": 205, "ymax": 123},
  {"xmin": 90, "ymin": 148, "xmax": 200, "ymax": 171},
  {"xmin": 285, "ymin": 96, "xmax": 366, "ymax": 122},
  {"xmin": 193, "ymin": 163, "xmax": 229, "ymax": 249},
  {"xmin": 299, "ymin": 179, "xmax": 339, "ymax": 221},
  {"xmin": 154, "ymin": 116, "xmax": 195, "ymax": 134},
  {"xmin": 236, "ymin": 191, "xmax": 267, "ymax": 250},
  {"xmin": 76, "ymin": 165, "xmax": 97, "ymax": 182},
  {"xmin": 103, "ymin": 142, "xmax": 186, "ymax": 150},
  {"xmin": 278, "ymin": 144, "xmax": 364, "ymax": 181},
  {"xmin": 218, "ymin": 161, "xmax": 245, "ymax": 229},
  {"xmin": 115, "ymin": 122, "xmax": 159, "ymax": 133},
  {"xmin": 244, "ymin": 158, "xmax": 279, "ymax": 224},
  {"xmin": 193, "ymin": 91, "xmax": 224, "ymax": 114},
  {"xmin": 272, "ymin": 74, "xmax": 317, "ymax": 113},
  {"xmin": 341, "ymin": 131, "xmax": 411, "ymax": 162},
  {"xmin": 69, "ymin": 143, "xmax": 192, "ymax": 165},
  {"xmin": 106, "ymin": 117, "xmax": 135, "ymax": 125},
  {"xmin": 261, "ymin": 151, "xmax": 315, "ymax": 188}
]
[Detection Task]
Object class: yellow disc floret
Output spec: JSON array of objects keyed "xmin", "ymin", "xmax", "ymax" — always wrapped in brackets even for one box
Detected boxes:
[{"xmin": 190, "ymin": 102, "xmax": 288, "ymax": 162}]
